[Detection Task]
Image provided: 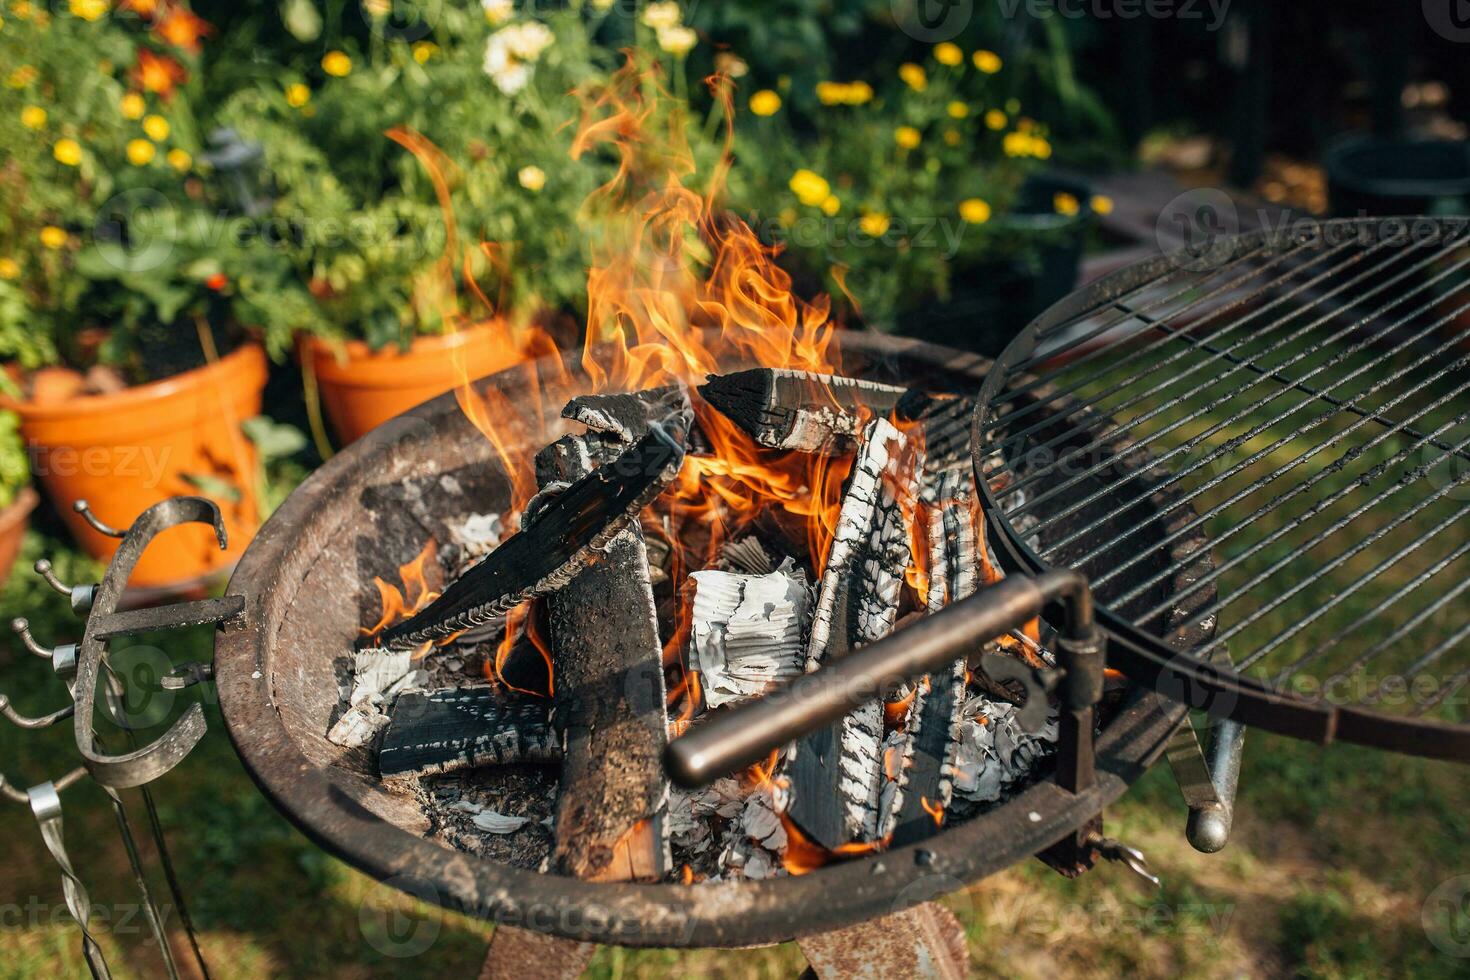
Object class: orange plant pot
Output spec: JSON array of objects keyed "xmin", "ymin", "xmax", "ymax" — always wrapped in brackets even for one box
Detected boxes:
[
  {"xmin": 2, "ymin": 344, "xmax": 268, "ymax": 588},
  {"xmin": 0, "ymin": 485, "xmax": 38, "ymax": 588},
  {"xmin": 305, "ymin": 325, "xmax": 522, "ymax": 445}
]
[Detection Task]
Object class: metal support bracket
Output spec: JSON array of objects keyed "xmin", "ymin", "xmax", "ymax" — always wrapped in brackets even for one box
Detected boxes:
[
  {"xmin": 70, "ymin": 496, "xmax": 246, "ymax": 788},
  {"xmin": 1166, "ymin": 716, "xmax": 1246, "ymax": 853}
]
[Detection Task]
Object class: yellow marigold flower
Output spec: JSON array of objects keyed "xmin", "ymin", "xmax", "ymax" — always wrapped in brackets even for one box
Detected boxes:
[
  {"xmin": 973, "ymin": 49, "xmax": 1002, "ymax": 74},
  {"xmin": 898, "ymin": 62, "xmax": 926, "ymax": 92},
  {"xmin": 126, "ymin": 138, "xmax": 155, "ymax": 166},
  {"xmin": 20, "ymin": 105, "xmax": 45, "ymax": 129},
  {"xmin": 985, "ymin": 109, "xmax": 1007, "ymax": 131},
  {"xmin": 859, "ymin": 212, "xmax": 890, "ymax": 238},
  {"xmin": 142, "ymin": 114, "xmax": 169, "ymax": 141},
  {"xmin": 943, "ymin": 128, "xmax": 961, "ymax": 146},
  {"xmin": 518, "ymin": 165, "xmax": 546, "ymax": 191},
  {"xmin": 68, "ymin": 0, "xmax": 107, "ymax": 22},
  {"xmin": 788, "ymin": 169, "xmax": 831, "ymax": 208},
  {"xmin": 844, "ymin": 81, "xmax": 873, "ymax": 105},
  {"xmin": 1003, "ymin": 131, "xmax": 1030, "ymax": 157},
  {"xmin": 7, "ymin": 65, "xmax": 38, "ymax": 89},
  {"xmin": 166, "ymin": 147, "xmax": 191, "ymax": 171},
  {"xmin": 820, "ymin": 194, "xmax": 840, "ymax": 216},
  {"xmin": 121, "ymin": 92, "xmax": 145, "ymax": 119},
  {"xmin": 749, "ymin": 89, "xmax": 781, "ymax": 116},
  {"xmin": 1054, "ymin": 192, "xmax": 1080, "ymax": 216},
  {"xmin": 0, "ymin": 258, "xmax": 19, "ymax": 280},
  {"xmin": 52, "ymin": 138, "xmax": 82, "ymax": 166},
  {"xmin": 1033, "ymin": 137, "xmax": 1052, "ymax": 159},
  {"xmin": 39, "ymin": 226, "xmax": 67, "ymax": 249},
  {"xmin": 1090, "ymin": 194, "xmax": 1114, "ymax": 216},
  {"xmin": 285, "ymin": 83, "xmax": 310, "ymax": 107},
  {"xmin": 895, "ymin": 126, "xmax": 921, "ymax": 150},
  {"xmin": 778, "ymin": 207, "xmax": 797, "ymax": 228},
  {"xmin": 412, "ymin": 41, "xmax": 437, "ymax": 64},
  {"xmin": 815, "ymin": 81, "xmax": 842, "ymax": 106},
  {"xmin": 321, "ymin": 50, "xmax": 351, "ymax": 77},
  {"xmin": 958, "ymin": 198, "xmax": 991, "ymax": 225},
  {"xmin": 947, "ymin": 100, "xmax": 968, "ymax": 119},
  {"xmin": 934, "ymin": 42, "xmax": 962, "ymax": 66}
]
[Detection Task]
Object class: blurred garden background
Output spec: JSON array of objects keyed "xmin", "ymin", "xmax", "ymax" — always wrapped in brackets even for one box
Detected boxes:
[{"xmin": 2, "ymin": 0, "xmax": 1469, "ymax": 976}]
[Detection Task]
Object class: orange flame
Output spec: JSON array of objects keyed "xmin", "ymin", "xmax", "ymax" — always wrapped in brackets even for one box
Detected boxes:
[{"xmin": 920, "ymin": 796, "xmax": 945, "ymax": 827}]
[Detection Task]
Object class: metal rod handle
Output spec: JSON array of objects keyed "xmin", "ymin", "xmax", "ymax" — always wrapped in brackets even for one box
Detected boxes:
[{"xmin": 665, "ymin": 570, "xmax": 1095, "ymax": 787}]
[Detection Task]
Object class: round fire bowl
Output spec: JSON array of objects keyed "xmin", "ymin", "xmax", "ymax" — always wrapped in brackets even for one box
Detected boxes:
[{"xmin": 216, "ymin": 333, "xmax": 1188, "ymax": 948}]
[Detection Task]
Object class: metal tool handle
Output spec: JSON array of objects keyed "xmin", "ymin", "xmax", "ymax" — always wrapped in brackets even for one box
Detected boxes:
[{"xmin": 665, "ymin": 570, "xmax": 1103, "ymax": 788}]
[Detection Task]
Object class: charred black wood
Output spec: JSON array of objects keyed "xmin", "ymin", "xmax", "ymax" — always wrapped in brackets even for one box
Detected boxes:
[
  {"xmin": 544, "ymin": 436, "xmax": 672, "ymax": 882},
  {"xmin": 887, "ymin": 661, "xmax": 966, "ymax": 847},
  {"xmin": 378, "ymin": 687, "xmax": 559, "ymax": 778},
  {"xmin": 699, "ymin": 369, "xmax": 906, "ymax": 453},
  {"xmin": 562, "ymin": 385, "xmax": 692, "ymax": 444},
  {"xmin": 786, "ymin": 419, "xmax": 917, "ymax": 850},
  {"xmin": 367, "ymin": 424, "xmax": 685, "ymax": 650}
]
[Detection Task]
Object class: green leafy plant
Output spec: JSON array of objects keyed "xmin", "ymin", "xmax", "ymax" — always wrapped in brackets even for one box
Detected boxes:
[
  {"xmin": 0, "ymin": 408, "xmax": 29, "ymax": 508},
  {"xmin": 727, "ymin": 38, "xmax": 1103, "ymax": 325},
  {"xmin": 0, "ymin": 1, "xmax": 313, "ymax": 385}
]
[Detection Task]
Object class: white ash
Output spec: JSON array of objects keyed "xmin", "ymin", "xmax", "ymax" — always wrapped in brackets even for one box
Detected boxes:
[
  {"xmin": 952, "ymin": 694, "xmax": 1059, "ymax": 807},
  {"xmin": 715, "ymin": 535, "xmax": 777, "ymax": 575},
  {"xmin": 329, "ymin": 649, "xmax": 429, "ymax": 747},
  {"xmin": 668, "ymin": 778, "xmax": 745, "ymax": 856},
  {"xmin": 326, "ymin": 702, "xmax": 388, "ymax": 748},
  {"xmin": 471, "ymin": 810, "xmax": 532, "ymax": 834},
  {"xmin": 711, "ymin": 784, "xmax": 788, "ymax": 882},
  {"xmin": 688, "ymin": 558, "xmax": 810, "ymax": 708},
  {"xmin": 447, "ymin": 512, "xmax": 505, "ymax": 573}
]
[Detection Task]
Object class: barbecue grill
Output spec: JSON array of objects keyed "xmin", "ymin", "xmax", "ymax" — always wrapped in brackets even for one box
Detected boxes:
[{"xmin": 8, "ymin": 217, "xmax": 1468, "ymax": 976}]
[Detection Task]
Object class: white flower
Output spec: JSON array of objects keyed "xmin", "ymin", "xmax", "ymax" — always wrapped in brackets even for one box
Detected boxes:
[
  {"xmin": 504, "ymin": 21, "xmax": 553, "ymax": 59},
  {"xmin": 481, "ymin": 0, "xmax": 514, "ymax": 25},
  {"xmin": 518, "ymin": 165, "xmax": 546, "ymax": 191},
  {"xmin": 641, "ymin": 1, "xmax": 681, "ymax": 30},
  {"xmin": 656, "ymin": 24, "xmax": 696, "ymax": 56},
  {"xmin": 483, "ymin": 22, "xmax": 555, "ymax": 95}
]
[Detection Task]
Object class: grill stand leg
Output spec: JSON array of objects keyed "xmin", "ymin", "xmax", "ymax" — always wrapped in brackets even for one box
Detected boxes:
[
  {"xmin": 477, "ymin": 927, "xmax": 595, "ymax": 980},
  {"xmin": 796, "ymin": 901, "xmax": 969, "ymax": 979},
  {"xmin": 1185, "ymin": 718, "xmax": 1246, "ymax": 853}
]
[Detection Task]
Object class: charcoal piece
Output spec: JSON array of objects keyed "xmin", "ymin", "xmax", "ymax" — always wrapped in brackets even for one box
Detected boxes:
[
  {"xmin": 687, "ymin": 559, "xmax": 809, "ymax": 708},
  {"xmin": 699, "ymin": 368, "xmax": 906, "ymax": 453},
  {"xmin": 367, "ymin": 423, "xmax": 685, "ymax": 650},
  {"xmin": 922, "ymin": 465, "xmax": 982, "ymax": 611},
  {"xmin": 378, "ymin": 688, "xmax": 559, "ymax": 778},
  {"xmin": 562, "ymin": 385, "xmax": 692, "ymax": 444},
  {"xmin": 544, "ymin": 436, "xmax": 672, "ymax": 882},
  {"xmin": 888, "ymin": 660, "xmax": 966, "ymax": 847},
  {"xmin": 786, "ymin": 419, "xmax": 919, "ymax": 850}
]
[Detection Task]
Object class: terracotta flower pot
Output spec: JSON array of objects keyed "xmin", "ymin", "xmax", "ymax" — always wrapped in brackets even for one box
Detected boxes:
[
  {"xmin": 304, "ymin": 324, "xmax": 522, "ymax": 445},
  {"xmin": 2, "ymin": 344, "xmax": 268, "ymax": 588},
  {"xmin": 0, "ymin": 485, "xmax": 38, "ymax": 588}
]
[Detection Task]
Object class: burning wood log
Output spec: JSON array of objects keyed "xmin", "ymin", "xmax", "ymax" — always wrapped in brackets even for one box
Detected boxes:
[
  {"xmin": 561, "ymin": 385, "xmax": 691, "ymax": 444},
  {"xmin": 886, "ymin": 662, "xmax": 966, "ymax": 847},
  {"xmin": 786, "ymin": 418, "xmax": 918, "ymax": 850},
  {"xmin": 699, "ymin": 368, "xmax": 906, "ymax": 453},
  {"xmin": 539, "ymin": 433, "xmax": 673, "ymax": 882},
  {"xmin": 377, "ymin": 687, "xmax": 559, "ymax": 779},
  {"xmin": 687, "ymin": 559, "xmax": 809, "ymax": 709},
  {"xmin": 369, "ymin": 422, "xmax": 686, "ymax": 650}
]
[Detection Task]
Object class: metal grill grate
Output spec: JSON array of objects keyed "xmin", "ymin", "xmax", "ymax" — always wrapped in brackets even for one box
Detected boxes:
[{"xmin": 975, "ymin": 217, "xmax": 1470, "ymax": 757}]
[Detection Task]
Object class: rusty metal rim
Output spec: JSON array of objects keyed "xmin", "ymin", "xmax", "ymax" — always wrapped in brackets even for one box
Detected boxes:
[{"xmin": 215, "ymin": 333, "xmax": 1185, "ymax": 949}]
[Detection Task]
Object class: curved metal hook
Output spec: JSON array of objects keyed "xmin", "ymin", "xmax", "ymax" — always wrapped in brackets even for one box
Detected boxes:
[
  {"xmin": 0, "ymin": 692, "xmax": 75, "ymax": 729},
  {"xmin": 72, "ymin": 497, "xmax": 228, "ymax": 788},
  {"xmin": 73, "ymin": 500, "xmax": 127, "ymax": 538}
]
